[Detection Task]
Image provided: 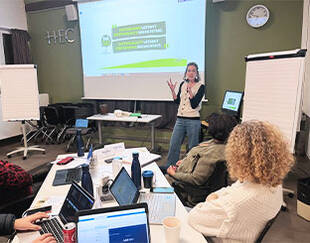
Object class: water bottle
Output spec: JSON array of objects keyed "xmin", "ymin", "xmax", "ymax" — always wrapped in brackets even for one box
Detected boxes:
[
  {"xmin": 81, "ymin": 164, "xmax": 94, "ymax": 197},
  {"xmin": 131, "ymin": 152, "xmax": 141, "ymax": 189},
  {"xmin": 76, "ymin": 129, "xmax": 84, "ymax": 157}
]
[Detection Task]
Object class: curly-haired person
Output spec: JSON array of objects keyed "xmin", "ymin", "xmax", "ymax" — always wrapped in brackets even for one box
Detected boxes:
[{"xmin": 188, "ymin": 121, "xmax": 294, "ymax": 243}]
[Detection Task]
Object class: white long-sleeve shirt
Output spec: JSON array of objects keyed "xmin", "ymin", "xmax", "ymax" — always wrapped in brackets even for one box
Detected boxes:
[{"xmin": 188, "ymin": 181, "xmax": 282, "ymax": 243}]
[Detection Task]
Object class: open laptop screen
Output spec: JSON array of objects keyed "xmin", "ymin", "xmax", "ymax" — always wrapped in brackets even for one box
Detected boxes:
[
  {"xmin": 77, "ymin": 204, "xmax": 150, "ymax": 243},
  {"xmin": 59, "ymin": 181, "xmax": 95, "ymax": 224},
  {"xmin": 221, "ymin": 90, "xmax": 243, "ymax": 114},
  {"xmin": 109, "ymin": 167, "xmax": 139, "ymax": 205}
]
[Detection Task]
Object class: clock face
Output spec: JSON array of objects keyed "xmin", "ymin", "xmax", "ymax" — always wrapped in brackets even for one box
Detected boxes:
[{"xmin": 246, "ymin": 5, "xmax": 270, "ymax": 28}]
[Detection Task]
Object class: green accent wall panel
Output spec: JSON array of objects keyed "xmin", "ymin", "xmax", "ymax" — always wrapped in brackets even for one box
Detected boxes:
[{"xmin": 25, "ymin": 0, "xmax": 303, "ymax": 110}]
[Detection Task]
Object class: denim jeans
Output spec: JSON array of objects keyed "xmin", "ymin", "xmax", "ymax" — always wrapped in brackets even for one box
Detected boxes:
[{"xmin": 166, "ymin": 118, "xmax": 201, "ymax": 167}]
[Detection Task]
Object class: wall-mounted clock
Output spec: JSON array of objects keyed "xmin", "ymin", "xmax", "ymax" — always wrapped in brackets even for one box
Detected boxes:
[{"xmin": 246, "ymin": 5, "xmax": 270, "ymax": 28}]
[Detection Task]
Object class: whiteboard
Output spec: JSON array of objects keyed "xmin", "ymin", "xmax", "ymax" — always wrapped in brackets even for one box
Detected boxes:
[
  {"xmin": 243, "ymin": 51, "xmax": 305, "ymax": 153},
  {"xmin": 0, "ymin": 64, "xmax": 40, "ymax": 121}
]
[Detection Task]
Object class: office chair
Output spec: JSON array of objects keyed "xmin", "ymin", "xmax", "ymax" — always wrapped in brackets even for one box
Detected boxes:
[
  {"xmin": 43, "ymin": 106, "xmax": 61, "ymax": 144},
  {"xmin": 64, "ymin": 118, "xmax": 95, "ymax": 152},
  {"xmin": 255, "ymin": 211, "xmax": 280, "ymax": 243},
  {"xmin": 204, "ymin": 211, "xmax": 280, "ymax": 243},
  {"xmin": 172, "ymin": 160, "xmax": 228, "ymax": 207}
]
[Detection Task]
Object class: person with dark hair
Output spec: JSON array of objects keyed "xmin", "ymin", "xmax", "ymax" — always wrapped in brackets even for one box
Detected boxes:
[
  {"xmin": 166, "ymin": 62, "xmax": 205, "ymax": 167},
  {"xmin": 165, "ymin": 113, "xmax": 238, "ymax": 205},
  {"xmin": 0, "ymin": 212, "xmax": 56, "ymax": 242}
]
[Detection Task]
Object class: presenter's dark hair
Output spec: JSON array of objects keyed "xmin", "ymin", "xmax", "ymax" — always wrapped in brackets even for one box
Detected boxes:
[
  {"xmin": 184, "ymin": 62, "xmax": 200, "ymax": 82},
  {"xmin": 207, "ymin": 113, "xmax": 238, "ymax": 142}
]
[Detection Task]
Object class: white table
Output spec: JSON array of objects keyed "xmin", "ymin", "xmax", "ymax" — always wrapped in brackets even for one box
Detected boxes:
[
  {"xmin": 15, "ymin": 152, "xmax": 206, "ymax": 243},
  {"xmin": 87, "ymin": 113, "xmax": 162, "ymax": 151}
]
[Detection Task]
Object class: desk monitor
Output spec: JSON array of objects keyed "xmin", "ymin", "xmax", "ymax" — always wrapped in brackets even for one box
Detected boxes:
[{"xmin": 221, "ymin": 90, "xmax": 243, "ymax": 116}]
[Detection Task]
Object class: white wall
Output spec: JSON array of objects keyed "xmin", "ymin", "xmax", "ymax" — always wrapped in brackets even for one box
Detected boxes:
[
  {"xmin": 0, "ymin": 0, "xmax": 27, "ymax": 30},
  {"xmin": 0, "ymin": 0, "xmax": 28, "ymax": 139},
  {"xmin": 302, "ymin": 0, "xmax": 310, "ymax": 158}
]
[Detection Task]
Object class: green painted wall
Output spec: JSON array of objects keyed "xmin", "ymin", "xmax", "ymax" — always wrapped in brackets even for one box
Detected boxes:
[{"xmin": 25, "ymin": 0, "xmax": 303, "ymax": 111}]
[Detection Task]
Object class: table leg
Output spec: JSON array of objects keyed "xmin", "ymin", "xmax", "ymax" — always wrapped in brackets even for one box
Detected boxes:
[
  {"xmin": 97, "ymin": 120, "xmax": 103, "ymax": 144},
  {"xmin": 151, "ymin": 122, "xmax": 155, "ymax": 151}
]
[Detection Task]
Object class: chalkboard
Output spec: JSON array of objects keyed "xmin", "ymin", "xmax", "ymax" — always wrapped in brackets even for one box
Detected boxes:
[
  {"xmin": 243, "ymin": 49, "xmax": 306, "ymax": 153},
  {"xmin": 0, "ymin": 64, "xmax": 40, "ymax": 121}
]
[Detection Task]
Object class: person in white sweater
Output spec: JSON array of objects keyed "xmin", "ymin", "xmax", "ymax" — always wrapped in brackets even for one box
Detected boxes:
[{"xmin": 188, "ymin": 121, "xmax": 295, "ymax": 242}]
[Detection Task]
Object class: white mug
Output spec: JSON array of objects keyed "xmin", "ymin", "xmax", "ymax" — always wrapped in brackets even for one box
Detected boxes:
[{"xmin": 163, "ymin": 216, "xmax": 181, "ymax": 243}]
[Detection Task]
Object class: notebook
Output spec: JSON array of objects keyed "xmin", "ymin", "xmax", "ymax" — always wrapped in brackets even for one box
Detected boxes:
[
  {"xmin": 37, "ymin": 181, "xmax": 94, "ymax": 242},
  {"xmin": 76, "ymin": 203, "xmax": 150, "ymax": 243},
  {"xmin": 52, "ymin": 167, "xmax": 82, "ymax": 186},
  {"xmin": 109, "ymin": 167, "xmax": 176, "ymax": 224}
]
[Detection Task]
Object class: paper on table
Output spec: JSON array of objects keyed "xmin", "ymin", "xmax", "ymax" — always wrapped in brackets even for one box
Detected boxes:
[
  {"xmin": 32, "ymin": 196, "xmax": 64, "ymax": 216},
  {"xmin": 121, "ymin": 147, "xmax": 150, "ymax": 163}
]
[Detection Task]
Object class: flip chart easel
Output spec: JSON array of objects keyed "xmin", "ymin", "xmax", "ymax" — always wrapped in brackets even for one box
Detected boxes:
[{"xmin": 0, "ymin": 64, "xmax": 45, "ymax": 159}]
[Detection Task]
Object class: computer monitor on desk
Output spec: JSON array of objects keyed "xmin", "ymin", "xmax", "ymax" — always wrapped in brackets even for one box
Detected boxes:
[{"xmin": 221, "ymin": 90, "xmax": 243, "ymax": 120}]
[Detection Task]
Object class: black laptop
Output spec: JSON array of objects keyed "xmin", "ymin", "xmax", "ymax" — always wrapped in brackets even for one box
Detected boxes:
[{"xmin": 38, "ymin": 181, "xmax": 94, "ymax": 242}]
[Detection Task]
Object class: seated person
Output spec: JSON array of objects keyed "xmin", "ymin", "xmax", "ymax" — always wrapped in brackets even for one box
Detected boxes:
[
  {"xmin": 188, "ymin": 121, "xmax": 294, "ymax": 242},
  {"xmin": 0, "ymin": 212, "xmax": 56, "ymax": 243},
  {"xmin": 165, "ymin": 113, "xmax": 238, "ymax": 206},
  {"xmin": 0, "ymin": 160, "xmax": 33, "ymax": 205}
]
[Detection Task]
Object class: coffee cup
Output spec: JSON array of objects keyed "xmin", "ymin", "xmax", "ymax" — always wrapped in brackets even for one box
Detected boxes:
[
  {"xmin": 142, "ymin": 170, "xmax": 154, "ymax": 189},
  {"xmin": 163, "ymin": 216, "xmax": 181, "ymax": 243},
  {"xmin": 112, "ymin": 157, "xmax": 122, "ymax": 178}
]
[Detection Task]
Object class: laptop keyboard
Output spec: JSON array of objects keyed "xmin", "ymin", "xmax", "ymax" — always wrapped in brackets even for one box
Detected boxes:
[
  {"xmin": 66, "ymin": 168, "xmax": 82, "ymax": 183},
  {"xmin": 139, "ymin": 193, "xmax": 175, "ymax": 223},
  {"xmin": 38, "ymin": 218, "xmax": 64, "ymax": 243}
]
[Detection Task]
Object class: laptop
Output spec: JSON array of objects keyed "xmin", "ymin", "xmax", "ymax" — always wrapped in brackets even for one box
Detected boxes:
[
  {"xmin": 109, "ymin": 167, "xmax": 176, "ymax": 224},
  {"xmin": 221, "ymin": 90, "xmax": 244, "ymax": 119},
  {"xmin": 76, "ymin": 203, "xmax": 150, "ymax": 243},
  {"xmin": 52, "ymin": 167, "xmax": 82, "ymax": 186},
  {"xmin": 37, "ymin": 181, "xmax": 94, "ymax": 242}
]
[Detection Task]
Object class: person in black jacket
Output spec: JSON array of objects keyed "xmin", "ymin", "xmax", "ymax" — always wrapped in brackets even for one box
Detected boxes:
[{"xmin": 0, "ymin": 212, "xmax": 55, "ymax": 243}]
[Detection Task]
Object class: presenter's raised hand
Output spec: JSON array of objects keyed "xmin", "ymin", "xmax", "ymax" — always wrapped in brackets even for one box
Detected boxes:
[
  {"xmin": 167, "ymin": 78, "xmax": 177, "ymax": 99},
  {"xmin": 167, "ymin": 78, "xmax": 177, "ymax": 92}
]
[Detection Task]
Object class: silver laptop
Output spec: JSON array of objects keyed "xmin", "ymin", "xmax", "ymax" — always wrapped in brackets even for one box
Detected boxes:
[
  {"xmin": 76, "ymin": 203, "xmax": 150, "ymax": 243},
  {"xmin": 109, "ymin": 167, "xmax": 175, "ymax": 224}
]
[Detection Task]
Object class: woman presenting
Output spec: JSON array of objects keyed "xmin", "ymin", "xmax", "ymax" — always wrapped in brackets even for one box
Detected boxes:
[{"xmin": 166, "ymin": 62, "xmax": 205, "ymax": 167}]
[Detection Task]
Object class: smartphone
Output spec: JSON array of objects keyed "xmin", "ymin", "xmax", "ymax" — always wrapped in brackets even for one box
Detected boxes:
[
  {"xmin": 24, "ymin": 205, "xmax": 52, "ymax": 216},
  {"xmin": 57, "ymin": 157, "xmax": 74, "ymax": 165},
  {"xmin": 151, "ymin": 187, "xmax": 174, "ymax": 193},
  {"xmin": 104, "ymin": 158, "xmax": 113, "ymax": 164}
]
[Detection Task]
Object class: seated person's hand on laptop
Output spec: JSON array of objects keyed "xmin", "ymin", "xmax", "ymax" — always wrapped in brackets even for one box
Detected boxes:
[
  {"xmin": 32, "ymin": 233, "xmax": 56, "ymax": 243},
  {"xmin": 167, "ymin": 165, "xmax": 177, "ymax": 176},
  {"xmin": 14, "ymin": 212, "xmax": 49, "ymax": 231}
]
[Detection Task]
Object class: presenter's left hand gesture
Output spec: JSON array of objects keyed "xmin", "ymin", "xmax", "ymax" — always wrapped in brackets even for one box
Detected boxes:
[{"xmin": 187, "ymin": 84, "xmax": 194, "ymax": 99}]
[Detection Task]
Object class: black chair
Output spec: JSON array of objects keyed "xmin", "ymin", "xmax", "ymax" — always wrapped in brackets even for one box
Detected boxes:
[
  {"xmin": 204, "ymin": 211, "xmax": 280, "ymax": 243},
  {"xmin": 255, "ymin": 211, "xmax": 280, "ymax": 243},
  {"xmin": 43, "ymin": 106, "xmax": 61, "ymax": 144},
  {"xmin": 62, "ymin": 105, "xmax": 96, "ymax": 152},
  {"xmin": 172, "ymin": 160, "xmax": 228, "ymax": 207}
]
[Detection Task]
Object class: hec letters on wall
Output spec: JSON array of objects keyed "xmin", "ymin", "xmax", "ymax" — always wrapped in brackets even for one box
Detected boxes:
[{"xmin": 45, "ymin": 28, "xmax": 75, "ymax": 45}]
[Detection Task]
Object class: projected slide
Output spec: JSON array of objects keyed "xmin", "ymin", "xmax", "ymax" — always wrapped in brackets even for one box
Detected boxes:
[
  {"xmin": 79, "ymin": 0, "xmax": 205, "ymax": 76},
  {"xmin": 79, "ymin": 0, "xmax": 205, "ymax": 100}
]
